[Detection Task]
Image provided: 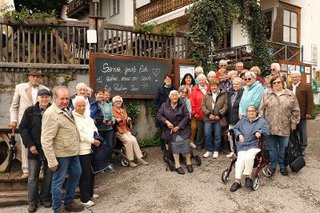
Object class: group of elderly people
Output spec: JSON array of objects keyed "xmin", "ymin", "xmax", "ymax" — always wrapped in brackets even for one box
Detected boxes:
[
  {"xmin": 155, "ymin": 61, "xmax": 308, "ymax": 193},
  {"xmin": 20, "ymin": 82, "xmax": 148, "ymax": 212}
]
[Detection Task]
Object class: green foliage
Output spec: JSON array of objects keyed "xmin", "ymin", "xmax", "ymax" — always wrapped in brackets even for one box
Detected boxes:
[
  {"xmin": 125, "ymin": 100, "xmax": 141, "ymax": 125},
  {"xmin": 188, "ymin": 0, "xmax": 271, "ymax": 74},
  {"xmin": 159, "ymin": 22, "xmax": 177, "ymax": 36},
  {"xmin": 139, "ymin": 130, "xmax": 161, "ymax": 148},
  {"xmin": 134, "ymin": 20, "xmax": 156, "ymax": 34},
  {"xmin": 147, "ymin": 100, "xmax": 157, "ymax": 118},
  {"xmin": 14, "ymin": 0, "xmax": 67, "ymax": 16},
  {"xmin": 4, "ymin": 7, "xmax": 55, "ymax": 24},
  {"xmin": 312, "ymin": 104, "xmax": 320, "ymax": 118}
]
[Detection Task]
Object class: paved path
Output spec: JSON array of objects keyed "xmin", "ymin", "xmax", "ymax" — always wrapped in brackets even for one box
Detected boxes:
[{"xmin": 3, "ymin": 118, "xmax": 320, "ymax": 212}]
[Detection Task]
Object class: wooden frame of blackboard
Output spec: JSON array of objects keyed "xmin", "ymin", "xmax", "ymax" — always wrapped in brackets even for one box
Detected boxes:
[
  {"xmin": 89, "ymin": 53, "xmax": 172, "ymax": 99},
  {"xmin": 173, "ymin": 59, "xmax": 196, "ymax": 88}
]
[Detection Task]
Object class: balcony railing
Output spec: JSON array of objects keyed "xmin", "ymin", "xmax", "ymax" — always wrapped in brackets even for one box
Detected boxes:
[
  {"xmin": 67, "ymin": 0, "xmax": 89, "ymax": 18},
  {"xmin": 211, "ymin": 41, "xmax": 302, "ymax": 63},
  {"xmin": 136, "ymin": 0, "xmax": 196, "ymax": 23}
]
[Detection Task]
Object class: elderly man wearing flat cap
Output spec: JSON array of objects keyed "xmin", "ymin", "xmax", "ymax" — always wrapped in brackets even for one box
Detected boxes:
[
  {"xmin": 20, "ymin": 89, "xmax": 52, "ymax": 213},
  {"xmin": 9, "ymin": 69, "xmax": 48, "ymax": 178}
]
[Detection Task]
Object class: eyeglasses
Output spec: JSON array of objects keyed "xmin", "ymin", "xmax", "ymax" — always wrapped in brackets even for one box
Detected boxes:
[
  {"xmin": 114, "ymin": 101, "xmax": 122, "ymax": 103},
  {"xmin": 181, "ymin": 91, "xmax": 188, "ymax": 94},
  {"xmin": 271, "ymin": 69, "xmax": 275, "ymax": 71},
  {"xmin": 272, "ymin": 81, "xmax": 282, "ymax": 85},
  {"xmin": 244, "ymin": 78, "xmax": 252, "ymax": 81},
  {"xmin": 221, "ymin": 65, "xmax": 227, "ymax": 67}
]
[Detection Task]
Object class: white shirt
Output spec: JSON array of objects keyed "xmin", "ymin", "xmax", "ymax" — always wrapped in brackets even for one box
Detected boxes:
[
  {"xmin": 31, "ymin": 87, "xmax": 39, "ymax": 105},
  {"xmin": 211, "ymin": 92, "xmax": 218, "ymax": 110},
  {"xmin": 292, "ymin": 81, "xmax": 301, "ymax": 95},
  {"xmin": 199, "ymin": 85, "xmax": 207, "ymax": 95}
]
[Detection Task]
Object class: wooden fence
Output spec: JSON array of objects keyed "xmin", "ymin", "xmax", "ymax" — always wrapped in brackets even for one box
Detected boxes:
[{"xmin": 0, "ymin": 18, "xmax": 188, "ymax": 72}]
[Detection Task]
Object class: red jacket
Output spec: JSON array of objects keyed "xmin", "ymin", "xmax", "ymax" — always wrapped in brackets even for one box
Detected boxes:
[{"xmin": 191, "ymin": 84, "xmax": 208, "ymax": 120}]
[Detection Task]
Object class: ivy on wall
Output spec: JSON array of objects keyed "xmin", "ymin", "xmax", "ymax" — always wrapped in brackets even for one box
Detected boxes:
[{"xmin": 188, "ymin": 0, "xmax": 271, "ymax": 76}]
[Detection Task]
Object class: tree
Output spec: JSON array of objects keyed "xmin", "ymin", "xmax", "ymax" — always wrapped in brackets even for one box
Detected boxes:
[
  {"xmin": 188, "ymin": 0, "xmax": 271, "ymax": 75},
  {"xmin": 14, "ymin": 0, "xmax": 68, "ymax": 16}
]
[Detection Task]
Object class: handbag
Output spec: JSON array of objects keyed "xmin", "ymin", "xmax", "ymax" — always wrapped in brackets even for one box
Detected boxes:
[{"xmin": 289, "ymin": 155, "xmax": 306, "ymax": 172}]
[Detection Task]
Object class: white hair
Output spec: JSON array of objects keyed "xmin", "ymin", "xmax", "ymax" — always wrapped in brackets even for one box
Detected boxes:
[
  {"xmin": 72, "ymin": 95, "xmax": 86, "ymax": 106},
  {"xmin": 290, "ymin": 71, "xmax": 301, "ymax": 76},
  {"xmin": 236, "ymin": 62, "xmax": 243, "ymax": 66},
  {"xmin": 271, "ymin": 63, "xmax": 281, "ymax": 72},
  {"xmin": 76, "ymin": 82, "xmax": 88, "ymax": 90},
  {"xmin": 169, "ymin": 90, "xmax": 179, "ymax": 98},
  {"xmin": 194, "ymin": 66, "xmax": 204, "ymax": 75},
  {"xmin": 197, "ymin": 73, "xmax": 207, "ymax": 81},
  {"xmin": 219, "ymin": 60, "xmax": 228, "ymax": 66},
  {"xmin": 228, "ymin": 70, "xmax": 238, "ymax": 77},
  {"xmin": 207, "ymin": 71, "xmax": 216, "ymax": 78},
  {"xmin": 112, "ymin": 95, "xmax": 123, "ymax": 104},
  {"xmin": 232, "ymin": 77, "xmax": 244, "ymax": 86},
  {"xmin": 244, "ymin": 71, "xmax": 257, "ymax": 79}
]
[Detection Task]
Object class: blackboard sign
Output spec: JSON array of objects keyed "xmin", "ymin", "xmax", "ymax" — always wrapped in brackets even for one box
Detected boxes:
[{"xmin": 90, "ymin": 53, "xmax": 171, "ymax": 99}]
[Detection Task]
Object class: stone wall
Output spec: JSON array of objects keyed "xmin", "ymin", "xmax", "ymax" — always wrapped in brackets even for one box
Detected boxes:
[{"xmin": 0, "ymin": 70, "xmax": 157, "ymax": 140}]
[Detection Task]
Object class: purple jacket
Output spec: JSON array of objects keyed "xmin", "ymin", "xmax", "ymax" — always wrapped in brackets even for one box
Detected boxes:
[{"xmin": 157, "ymin": 99, "xmax": 190, "ymax": 142}]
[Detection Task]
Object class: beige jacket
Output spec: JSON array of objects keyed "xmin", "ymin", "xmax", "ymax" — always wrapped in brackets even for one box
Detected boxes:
[
  {"xmin": 41, "ymin": 102, "xmax": 80, "ymax": 168},
  {"xmin": 10, "ymin": 82, "xmax": 48, "ymax": 125},
  {"xmin": 259, "ymin": 89, "xmax": 300, "ymax": 136}
]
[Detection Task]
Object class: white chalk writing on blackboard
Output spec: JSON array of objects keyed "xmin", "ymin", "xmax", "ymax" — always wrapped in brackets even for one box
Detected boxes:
[
  {"xmin": 141, "ymin": 76, "xmax": 151, "ymax": 81},
  {"xmin": 139, "ymin": 65, "xmax": 148, "ymax": 73},
  {"xmin": 114, "ymin": 84, "xmax": 128, "ymax": 92},
  {"xmin": 105, "ymin": 76, "xmax": 118, "ymax": 82},
  {"xmin": 152, "ymin": 68, "xmax": 160, "ymax": 77},
  {"xmin": 102, "ymin": 63, "xmax": 121, "ymax": 73},
  {"xmin": 124, "ymin": 66, "xmax": 137, "ymax": 75}
]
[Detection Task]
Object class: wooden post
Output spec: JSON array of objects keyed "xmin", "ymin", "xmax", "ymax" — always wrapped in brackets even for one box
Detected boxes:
[{"xmin": 97, "ymin": 17, "xmax": 105, "ymax": 53}]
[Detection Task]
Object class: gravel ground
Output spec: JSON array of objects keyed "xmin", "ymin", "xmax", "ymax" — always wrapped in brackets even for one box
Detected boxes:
[{"xmin": 3, "ymin": 118, "xmax": 320, "ymax": 213}]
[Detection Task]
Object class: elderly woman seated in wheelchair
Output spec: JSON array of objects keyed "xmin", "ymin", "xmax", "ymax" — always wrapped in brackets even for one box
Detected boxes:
[{"xmin": 229, "ymin": 105, "xmax": 269, "ymax": 192}]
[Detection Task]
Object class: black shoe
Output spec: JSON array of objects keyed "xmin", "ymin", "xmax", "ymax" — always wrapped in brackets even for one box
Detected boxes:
[
  {"xmin": 28, "ymin": 204, "xmax": 37, "ymax": 213},
  {"xmin": 186, "ymin": 165, "xmax": 193, "ymax": 173},
  {"xmin": 280, "ymin": 168, "xmax": 289, "ymax": 176},
  {"xmin": 175, "ymin": 167, "xmax": 185, "ymax": 175},
  {"xmin": 65, "ymin": 201, "xmax": 84, "ymax": 212},
  {"xmin": 230, "ymin": 182, "xmax": 241, "ymax": 192},
  {"xmin": 41, "ymin": 200, "xmax": 52, "ymax": 208},
  {"xmin": 245, "ymin": 177, "xmax": 253, "ymax": 189},
  {"xmin": 268, "ymin": 167, "xmax": 276, "ymax": 177}
]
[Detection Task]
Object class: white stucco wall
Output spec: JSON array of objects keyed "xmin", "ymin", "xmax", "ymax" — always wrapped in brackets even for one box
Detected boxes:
[
  {"xmin": 136, "ymin": 0, "xmax": 150, "ymax": 8},
  {"xmin": 102, "ymin": 0, "xmax": 134, "ymax": 26}
]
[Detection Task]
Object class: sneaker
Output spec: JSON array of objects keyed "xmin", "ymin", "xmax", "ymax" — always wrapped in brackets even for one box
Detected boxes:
[
  {"xmin": 65, "ymin": 201, "xmax": 84, "ymax": 212},
  {"xmin": 203, "ymin": 151, "xmax": 212, "ymax": 158},
  {"xmin": 213, "ymin": 151, "xmax": 219, "ymax": 159},
  {"xmin": 129, "ymin": 161, "xmax": 137, "ymax": 167},
  {"xmin": 80, "ymin": 200, "xmax": 95, "ymax": 208},
  {"xmin": 105, "ymin": 164, "xmax": 115, "ymax": 173},
  {"xmin": 138, "ymin": 158, "xmax": 149, "ymax": 165},
  {"xmin": 91, "ymin": 194, "xmax": 99, "ymax": 199},
  {"xmin": 245, "ymin": 177, "xmax": 253, "ymax": 189},
  {"xmin": 190, "ymin": 143, "xmax": 197, "ymax": 149},
  {"xmin": 226, "ymin": 152, "xmax": 235, "ymax": 158},
  {"xmin": 28, "ymin": 204, "xmax": 37, "ymax": 213},
  {"xmin": 230, "ymin": 182, "xmax": 241, "ymax": 192}
]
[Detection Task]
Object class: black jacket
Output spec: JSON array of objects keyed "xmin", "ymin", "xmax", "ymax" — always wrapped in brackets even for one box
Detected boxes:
[
  {"xmin": 154, "ymin": 84, "xmax": 176, "ymax": 112},
  {"xmin": 227, "ymin": 89, "xmax": 244, "ymax": 125},
  {"xmin": 20, "ymin": 102, "xmax": 51, "ymax": 160}
]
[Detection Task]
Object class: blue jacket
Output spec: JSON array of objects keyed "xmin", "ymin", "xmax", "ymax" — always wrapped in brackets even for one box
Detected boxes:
[
  {"xmin": 233, "ymin": 116, "xmax": 269, "ymax": 152},
  {"xmin": 239, "ymin": 81, "xmax": 264, "ymax": 116}
]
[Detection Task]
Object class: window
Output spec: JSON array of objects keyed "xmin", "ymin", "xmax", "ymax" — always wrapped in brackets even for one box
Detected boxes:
[
  {"xmin": 283, "ymin": 9, "xmax": 298, "ymax": 44},
  {"xmin": 264, "ymin": 10, "xmax": 273, "ymax": 40},
  {"xmin": 110, "ymin": 0, "xmax": 120, "ymax": 17}
]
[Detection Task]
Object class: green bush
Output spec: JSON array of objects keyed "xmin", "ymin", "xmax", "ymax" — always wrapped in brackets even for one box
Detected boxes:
[
  {"xmin": 312, "ymin": 104, "xmax": 320, "ymax": 118},
  {"xmin": 139, "ymin": 130, "xmax": 161, "ymax": 148}
]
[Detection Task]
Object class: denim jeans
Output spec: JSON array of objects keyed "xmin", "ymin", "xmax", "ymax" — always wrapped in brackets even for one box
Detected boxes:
[
  {"xmin": 204, "ymin": 121, "xmax": 222, "ymax": 152},
  {"xmin": 266, "ymin": 135, "xmax": 289, "ymax": 169},
  {"xmin": 99, "ymin": 130, "xmax": 114, "ymax": 164},
  {"xmin": 28, "ymin": 159, "xmax": 52, "ymax": 205},
  {"xmin": 51, "ymin": 156, "xmax": 82, "ymax": 211}
]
